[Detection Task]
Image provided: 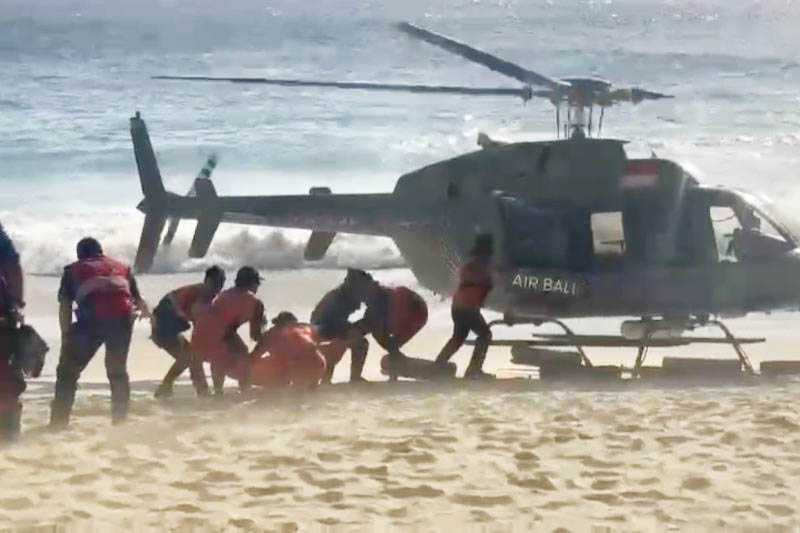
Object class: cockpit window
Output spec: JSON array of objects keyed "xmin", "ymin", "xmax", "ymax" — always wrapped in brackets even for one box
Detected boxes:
[{"xmin": 708, "ymin": 190, "xmax": 795, "ymax": 262}]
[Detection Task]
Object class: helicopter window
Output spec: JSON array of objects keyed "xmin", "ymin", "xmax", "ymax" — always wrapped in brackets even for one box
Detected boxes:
[
  {"xmin": 591, "ymin": 212, "xmax": 626, "ymax": 262},
  {"xmin": 710, "ymin": 207, "xmax": 742, "ymax": 263},
  {"xmin": 498, "ymin": 198, "xmax": 574, "ymax": 269}
]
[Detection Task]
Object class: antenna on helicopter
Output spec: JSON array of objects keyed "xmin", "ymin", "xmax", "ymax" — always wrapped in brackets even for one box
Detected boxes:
[{"xmin": 153, "ymin": 22, "xmax": 673, "ymax": 139}]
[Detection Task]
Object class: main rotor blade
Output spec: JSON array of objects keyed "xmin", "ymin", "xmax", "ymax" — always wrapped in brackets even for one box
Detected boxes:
[
  {"xmin": 153, "ymin": 75, "xmax": 530, "ymax": 99},
  {"xmin": 397, "ymin": 22, "xmax": 568, "ymax": 90},
  {"xmin": 605, "ymin": 87, "xmax": 674, "ymax": 105}
]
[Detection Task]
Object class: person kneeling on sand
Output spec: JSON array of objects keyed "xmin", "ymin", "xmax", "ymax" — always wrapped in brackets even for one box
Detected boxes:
[
  {"xmin": 249, "ymin": 312, "xmax": 326, "ymax": 391},
  {"xmin": 191, "ymin": 266, "xmax": 265, "ymax": 397},
  {"xmin": 151, "ymin": 266, "xmax": 226, "ymax": 398}
]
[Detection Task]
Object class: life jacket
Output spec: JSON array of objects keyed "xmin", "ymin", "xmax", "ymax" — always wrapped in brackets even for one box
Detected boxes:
[
  {"xmin": 387, "ymin": 286, "xmax": 428, "ymax": 341},
  {"xmin": 452, "ymin": 257, "xmax": 493, "ymax": 309},
  {"xmin": 68, "ymin": 256, "xmax": 134, "ymax": 320}
]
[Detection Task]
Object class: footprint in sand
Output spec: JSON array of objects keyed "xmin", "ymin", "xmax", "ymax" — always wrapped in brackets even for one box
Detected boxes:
[
  {"xmin": 590, "ymin": 479, "xmax": 619, "ymax": 491},
  {"xmin": 354, "ymin": 465, "xmax": 388, "ymax": 477},
  {"xmin": 451, "ymin": 494, "xmax": 514, "ymax": 507},
  {"xmin": 583, "ymin": 493, "xmax": 622, "ymax": 505},
  {"xmin": 0, "ymin": 497, "xmax": 34, "ymax": 510},
  {"xmin": 314, "ymin": 491, "xmax": 344, "ymax": 503},
  {"xmin": 681, "ymin": 476, "xmax": 711, "ymax": 491},
  {"xmin": 384, "ymin": 485, "xmax": 444, "ymax": 499},
  {"xmin": 297, "ymin": 471, "xmax": 345, "ymax": 490},
  {"xmin": 66, "ymin": 473, "xmax": 100, "ymax": 485},
  {"xmin": 244, "ymin": 486, "xmax": 296, "ymax": 497},
  {"xmin": 762, "ymin": 504, "xmax": 795, "ymax": 517},
  {"xmin": 202, "ymin": 470, "xmax": 241, "ymax": 483},
  {"xmin": 507, "ymin": 474, "xmax": 557, "ymax": 491},
  {"xmin": 162, "ymin": 503, "xmax": 203, "ymax": 513}
]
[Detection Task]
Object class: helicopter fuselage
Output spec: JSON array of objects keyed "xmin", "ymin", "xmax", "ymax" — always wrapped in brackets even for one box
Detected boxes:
[{"xmin": 132, "ymin": 115, "xmax": 800, "ymax": 321}]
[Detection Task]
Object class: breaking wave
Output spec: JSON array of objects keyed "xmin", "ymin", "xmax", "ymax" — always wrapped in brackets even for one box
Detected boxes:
[{"xmin": 5, "ymin": 209, "xmax": 403, "ymax": 275}]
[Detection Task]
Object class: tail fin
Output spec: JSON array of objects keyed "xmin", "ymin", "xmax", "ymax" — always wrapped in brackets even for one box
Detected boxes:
[
  {"xmin": 130, "ymin": 111, "xmax": 166, "ymax": 201},
  {"xmin": 131, "ymin": 112, "xmax": 167, "ymax": 272}
]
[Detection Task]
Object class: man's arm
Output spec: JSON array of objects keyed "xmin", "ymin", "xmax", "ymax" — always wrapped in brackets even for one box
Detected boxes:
[
  {"xmin": 249, "ymin": 301, "xmax": 266, "ymax": 342},
  {"xmin": 57, "ymin": 267, "xmax": 74, "ymax": 339},
  {"xmin": 59, "ymin": 301, "xmax": 73, "ymax": 340},
  {"xmin": 128, "ymin": 272, "xmax": 151, "ymax": 319}
]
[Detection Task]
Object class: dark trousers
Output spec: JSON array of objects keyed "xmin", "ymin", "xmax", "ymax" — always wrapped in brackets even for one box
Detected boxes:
[
  {"xmin": 436, "ymin": 307, "xmax": 492, "ymax": 373},
  {"xmin": 52, "ymin": 317, "xmax": 133, "ymax": 427},
  {"xmin": 1, "ymin": 339, "xmax": 24, "ymax": 441}
]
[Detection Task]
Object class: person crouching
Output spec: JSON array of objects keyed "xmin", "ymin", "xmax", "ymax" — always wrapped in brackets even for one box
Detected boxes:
[
  {"xmin": 249, "ymin": 312, "xmax": 326, "ymax": 391},
  {"xmin": 151, "ymin": 266, "xmax": 226, "ymax": 398},
  {"xmin": 191, "ymin": 266, "xmax": 265, "ymax": 397}
]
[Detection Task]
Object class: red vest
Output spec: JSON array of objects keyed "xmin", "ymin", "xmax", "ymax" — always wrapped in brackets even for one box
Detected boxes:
[{"xmin": 69, "ymin": 256, "xmax": 134, "ymax": 319}]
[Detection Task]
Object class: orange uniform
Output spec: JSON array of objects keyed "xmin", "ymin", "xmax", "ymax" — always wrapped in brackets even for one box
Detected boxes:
[
  {"xmin": 452, "ymin": 257, "xmax": 493, "ymax": 309},
  {"xmin": 191, "ymin": 287, "xmax": 264, "ymax": 373},
  {"xmin": 250, "ymin": 324, "xmax": 326, "ymax": 389}
]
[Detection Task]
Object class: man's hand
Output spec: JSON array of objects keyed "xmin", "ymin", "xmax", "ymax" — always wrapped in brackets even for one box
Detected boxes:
[{"xmin": 136, "ymin": 299, "xmax": 152, "ymax": 321}]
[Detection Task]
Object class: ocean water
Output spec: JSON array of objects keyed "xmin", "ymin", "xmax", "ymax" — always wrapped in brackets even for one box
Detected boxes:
[{"xmin": 0, "ymin": 0, "xmax": 799, "ymax": 274}]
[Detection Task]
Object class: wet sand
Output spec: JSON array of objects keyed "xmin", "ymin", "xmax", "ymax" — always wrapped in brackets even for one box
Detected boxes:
[{"xmin": 2, "ymin": 271, "xmax": 800, "ymax": 531}]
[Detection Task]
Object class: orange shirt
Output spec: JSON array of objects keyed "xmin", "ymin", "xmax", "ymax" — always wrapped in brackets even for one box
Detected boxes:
[
  {"xmin": 452, "ymin": 257, "xmax": 493, "ymax": 309},
  {"xmin": 191, "ymin": 287, "xmax": 264, "ymax": 362}
]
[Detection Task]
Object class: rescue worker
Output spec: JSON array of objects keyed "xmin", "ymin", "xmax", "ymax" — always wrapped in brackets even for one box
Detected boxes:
[
  {"xmin": 51, "ymin": 237, "xmax": 150, "ymax": 429},
  {"xmin": 310, "ymin": 268, "xmax": 370, "ymax": 383},
  {"xmin": 435, "ymin": 234, "xmax": 494, "ymax": 379},
  {"xmin": 0, "ymin": 223, "xmax": 25, "ymax": 442},
  {"xmin": 151, "ymin": 266, "xmax": 226, "ymax": 398},
  {"xmin": 191, "ymin": 266, "xmax": 265, "ymax": 396},
  {"xmin": 249, "ymin": 311, "xmax": 326, "ymax": 390},
  {"xmin": 359, "ymin": 274, "xmax": 428, "ymax": 363}
]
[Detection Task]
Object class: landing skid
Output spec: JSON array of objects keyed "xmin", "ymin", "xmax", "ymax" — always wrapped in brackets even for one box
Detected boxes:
[{"xmin": 473, "ymin": 314, "xmax": 764, "ymax": 379}]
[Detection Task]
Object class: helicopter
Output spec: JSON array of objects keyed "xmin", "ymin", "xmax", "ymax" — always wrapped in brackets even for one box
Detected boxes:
[{"xmin": 133, "ymin": 22, "xmax": 800, "ymax": 378}]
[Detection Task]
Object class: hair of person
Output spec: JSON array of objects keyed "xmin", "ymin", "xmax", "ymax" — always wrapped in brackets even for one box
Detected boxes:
[
  {"xmin": 76, "ymin": 237, "xmax": 103, "ymax": 260},
  {"xmin": 271, "ymin": 311, "xmax": 298, "ymax": 326},
  {"xmin": 204, "ymin": 265, "xmax": 225, "ymax": 282},
  {"xmin": 235, "ymin": 266, "xmax": 261, "ymax": 288},
  {"xmin": 0, "ymin": 223, "xmax": 19, "ymax": 262}
]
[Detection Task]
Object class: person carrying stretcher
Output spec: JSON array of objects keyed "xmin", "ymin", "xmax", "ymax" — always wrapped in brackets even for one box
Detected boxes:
[
  {"xmin": 191, "ymin": 266, "xmax": 265, "ymax": 397},
  {"xmin": 249, "ymin": 311, "xmax": 326, "ymax": 391},
  {"xmin": 151, "ymin": 266, "xmax": 225, "ymax": 398},
  {"xmin": 435, "ymin": 233, "xmax": 495, "ymax": 379}
]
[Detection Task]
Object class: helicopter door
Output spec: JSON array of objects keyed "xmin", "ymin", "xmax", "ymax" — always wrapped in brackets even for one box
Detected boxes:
[{"xmin": 495, "ymin": 196, "xmax": 591, "ymax": 270}]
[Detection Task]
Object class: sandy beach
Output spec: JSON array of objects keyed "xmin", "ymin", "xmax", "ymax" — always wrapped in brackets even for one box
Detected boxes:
[{"xmin": 1, "ymin": 270, "xmax": 799, "ymax": 532}]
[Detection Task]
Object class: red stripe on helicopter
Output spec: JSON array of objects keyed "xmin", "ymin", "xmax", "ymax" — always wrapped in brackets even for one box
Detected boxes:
[{"xmin": 621, "ymin": 160, "xmax": 660, "ymax": 188}]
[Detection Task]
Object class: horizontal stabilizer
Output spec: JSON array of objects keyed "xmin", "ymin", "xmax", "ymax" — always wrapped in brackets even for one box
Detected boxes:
[
  {"xmin": 304, "ymin": 231, "xmax": 337, "ymax": 261},
  {"xmin": 134, "ymin": 212, "xmax": 167, "ymax": 273}
]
